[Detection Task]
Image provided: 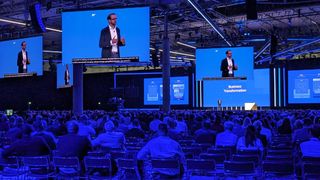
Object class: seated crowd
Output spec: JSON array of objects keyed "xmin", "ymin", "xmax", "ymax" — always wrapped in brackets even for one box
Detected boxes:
[{"xmin": 0, "ymin": 109, "xmax": 319, "ymax": 178}]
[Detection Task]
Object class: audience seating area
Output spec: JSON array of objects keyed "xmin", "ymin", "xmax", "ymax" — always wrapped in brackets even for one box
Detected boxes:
[{"xmin": 0, "ymin": 109, "xmax": 319, "ymax": 179}]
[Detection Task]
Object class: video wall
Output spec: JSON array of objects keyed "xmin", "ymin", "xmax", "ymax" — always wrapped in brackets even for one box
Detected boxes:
[
  {"xmin": 0, "ymin": 36, "xmax": 43, "ymax": 78},
  {"xmin": 62, "ymin": 6, "xmax": 150, "ymax": 64},
  {"xmin": 57, "ymin": 63, "xmax": 73, "ymax": 88},
  {"xmin": 202, "ymin": 69, "xmax": 270, "ymax": 107},
  {"xmin": 196, "ymin": 47, "xmax": 254, "ymax": 80},
  {"xmin": 144, "ymin": 76, "xmax": 189, "ymax": 105},
  {"xmin": 288, "ymin": 69, "xmax": 320, "ymax": 104}
]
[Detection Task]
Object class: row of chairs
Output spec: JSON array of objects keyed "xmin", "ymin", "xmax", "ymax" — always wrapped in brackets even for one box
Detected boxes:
[
  {"xmin": 0, "ymin": 155, "xmax": 139, "ymax": 179},
  {"xmin": 2, "ymin": 155, "xmax": 319, "ymax": 179}
]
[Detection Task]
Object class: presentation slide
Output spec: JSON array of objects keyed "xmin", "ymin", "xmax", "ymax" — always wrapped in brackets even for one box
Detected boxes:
[
  {"xmin": 288, "ymin": 69, "xmax": 320, "ymax": 104},
  {"xmin": 203, "ymin": 69, "xmax": 270, "ymax": 107},
  {"xmin": 0, "ymin": 36, "xmax": 43, "ymax": 78},
  {"xmin": 144, "ymin": 76, "xmax": 189, "ymax": 105},
  {"xmin": 196, "ymin": 47, "xmax": 254, "ymax": 80},
  {"xmin": 57, "ymin": 63, "xmax": 73, "ymax": 88},
  {"xmin": 62, "ymin": 6, "xmax": 150, "ymax": 64}
]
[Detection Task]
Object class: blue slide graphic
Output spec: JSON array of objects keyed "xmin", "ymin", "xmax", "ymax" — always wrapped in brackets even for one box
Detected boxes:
[
  {"xmin": 144, "ymin": 76, "xmax": 189, "ymax": 105},
  {"xmin": 288, "ymin": 69, "xmax": 320, "ymax": 104},
  {"xmin": 203, "ymin": 69, "xmax": 270, "ymax": 107}
]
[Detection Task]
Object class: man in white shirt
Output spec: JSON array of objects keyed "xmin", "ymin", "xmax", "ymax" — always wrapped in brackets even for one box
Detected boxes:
[
  {"xmin": 220, "ymin": 50, "xmax": 238, "ymax": 77},
  {"xmin": 64, "ymin": 64, "xmax": 70, "ymax": 86},
  {"xmin": 300, "ymin": 125, "xmax": 320, "ymax": 157},
  {"xmin": 99, "ymin": 13, "xmax": 125, "ymax": 58},
  {"xmin": 17, "ymin": 41, "xmax": 30, "ymax": 73},
  {"xmin": 137, "ymin": 123, "xmax": 185, "ymax": 178},
  {"xmin": 216, "ymin": 121, "xmax": 238, "ymax": 147}
]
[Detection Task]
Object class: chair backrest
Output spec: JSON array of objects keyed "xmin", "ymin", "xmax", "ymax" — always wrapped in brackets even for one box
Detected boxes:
[
  {"xmin": 0, "ymin": 156, "xmax": 19, "ymax": 168},
  {"xmin": 53, "ymin": 156, "xmax": 80, "ymax": 171},
  {"xmin": 0, "ymin": 137, "xmax": 11, "ymax": 147},
  {"xmin": 187, "ymin": 159, "xmax": 215, "ymax": 172},
  {"xmin": 232, "ymin": 155, "xmax": 260, "ymax": 166},
  {"xmin": 126, "ymin": 150, "xmax": 139, "ymax": 159},
  {"xmin": 267, "ymin": 150, "xmax": 292, "ymax": 156},
  {"xmin": 179, "ymin": 140, "xmax": 195, "ymax": 147},
  {"xmin": 224, "ymin": 161, "xmax": 255, "ymax": 174},
  {"xmin": 262, "ymin": 160, "xmax": 293, "ymax": 175},
  {"xmin": 182, "ymin": 147, "xmax": 202, "ymax": 157},
  {"xmin": 22, "ymin": 156, "xmax": 50, "ymax": 168},
  {"xmin": 207, "ymin": 147, "xmax": 232, "ymax": 160},
  {"xmin": 126, "ymin": 146, "xmax": 142, "ymax": 151},
  {"xmin": 237, "ymin": 149, "xmax": 260, "ymax": 156},
  {"xmin": 84, "ymin": 156, "xmax": 112, "ymax": 170},
  {"xmin": 151, "ymin": 159, "xmax": 180, "ymax": 169},
  {"xmin": 110, "ymin": 151, "xmax": 126, "ymax": 159},
  {"xmin": 87, "ymin": 151, "xmax": 107, "ymax": 157},
  {"xmin": 302, "ymin": 163, "xmax": 320, "ymax": 175},
  {"xmin": 117, "ymin": 158, "xmax": 137, "ymax": 170},
  {"xmin": 265, "ymin": 155, "xmax": 293, "ymax": 161},
  {"xmin": 302, "ymin": 156, "xmax": 320, "ymax": 163},
  {"xmin": 199, "ymin": 153, "xmax": 226, "ymax": 164},
  {"xmin": 195, "ymin": 134, "xmax": 215, "ymax": 145}
]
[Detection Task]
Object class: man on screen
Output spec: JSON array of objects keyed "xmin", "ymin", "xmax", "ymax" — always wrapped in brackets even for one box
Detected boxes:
[
  {"xmin": 220, "ymin": 50, "xmax": 238, "ymax": 77},
  {"xmin": 64, "ymin": 64, "xmax": 70, "ymax": 86},
  {"xmin": 99, "ymin": 13, "xmax": 125, "ymax": 58},
  {"xmin": 17, "ymin": 41, "xmax": 30, "ymax": 73}
]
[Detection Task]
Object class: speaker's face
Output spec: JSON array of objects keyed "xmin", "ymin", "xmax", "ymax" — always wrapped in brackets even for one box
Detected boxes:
[
  {"xmin": 22, "ymin": 42, "xmax": 27, "ymax": 50},
  {"xmin": 227, "ymin": 51, "xmax": 232, "ymax": 58}
]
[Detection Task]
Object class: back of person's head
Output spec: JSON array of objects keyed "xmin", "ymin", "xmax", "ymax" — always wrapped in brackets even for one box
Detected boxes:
[
  {"xmin": 66, "ymin": 120, "xmax": 79, "ymax": 134},
  {"xmin": 203, "ymin": 120, "xmax": 211, "ymax": 129},
  {"xmin": 294, "ymin": 120, "xmax": 303, "ymax": 130},
  {"xmin": 303, "ymin": 118, "xmax": 312, "ymax": 126},
  {"xmin": 177, "ymin": 114, "xmax": 183, "ymax": 121},
  {"xmin": 253, "ymin": 120, "xmax": 262, "ymax": 132},
  {"xmin": 163, "ymin": 116, "xmax": 171, "ymax": 124},
  {"xmin": 282, "ymin": 118, "xmax": 291, "ymax": 128},
  {"xmin": 224, "ymin": 121, "xmax": 234, "ymax": 131},
  {"xmin": 33, "ymin": 120, "xmax": 47, "ymax": 132},
  {"xmin": 22, "ymin": 124, "xmax": 34, "ymax": 137},
  {"xmin": 310, "ymin": 125, "xmax": 320, "ymax": 138},
  {"xmin": 158, "ymin": 123, "xmax": 168, "ymax": 136},
  {"xmin": 13, "ymin": 116, "xmax": 24, "ymax": 128},
  {"xmin": 0, "ymin": 114, "xmax": 8, "ymax": 122},
  {"xmin": 132, "ymin": 119, "xmax": 140, "ymax": 128},
  {"xmin": 245, "ymin": 125, "xmax": 257, "ymax": 147},
  {"xmin": 243, "ymin": 117, "xmax": 252, "ymax": 127},
  {"xmin": 104, "ymin": 121, "xmax": 115, "ymax": 132},
  {"xmin": 167, "ymin": 119, "xmax": 177, "ymax": 129},
  {"xmin": 234, "ymin": 118, "xmax": 242, "ymax": 125}
]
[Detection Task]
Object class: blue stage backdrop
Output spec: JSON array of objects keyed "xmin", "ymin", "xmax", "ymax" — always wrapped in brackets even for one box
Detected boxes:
[
  {"xmin": 57, "ymin": 63, "xmax": 73, "ymax": 88},
  {"xmin": 196, "ymin": 47, "xmax": 254, "ymax": 80},
  {"xmin": 62, "ymin": 6, "xmax": 150, "ymax": 64},
  {"xmin": 288, "ymin": 69, "xmax": 320, "ymax": 104},
  {"xmin": 203, "ymin": 69, "xmax": 270, "ymax": 107},
  {"xmin": 0, "ymin": 36, "xmax": 43, "ymax": 78},
  {"xmin": 144, "ymin": 76, "xmax": 189, "ymax": 105}
]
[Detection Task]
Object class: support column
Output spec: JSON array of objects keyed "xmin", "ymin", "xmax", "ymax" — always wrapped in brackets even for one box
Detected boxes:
[
  {"xmin": 73, "ymin": 63, "xmax": 83, "ymax": 115},
  {"xmin": 162, "ymin": 12, "xmax": 171, "ymax": 112}
]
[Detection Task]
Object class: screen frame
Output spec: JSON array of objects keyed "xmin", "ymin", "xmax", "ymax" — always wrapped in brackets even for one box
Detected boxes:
[
  {"xmin": 0, "ymin": 35, "xmax": 43, "ymax": 78},
  {"xmin": 285, "ymin": 58, "xmax": 320, "ymax": 108}
]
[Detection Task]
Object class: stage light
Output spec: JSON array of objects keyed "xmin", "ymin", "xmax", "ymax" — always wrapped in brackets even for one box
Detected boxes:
[
  {"xmin": 187, "ymin": 0, "xmax": 232, "ymax": 46},
  {"xmin": 0, "ymin": 18, "xmax": 62, "ymax": 32},
  {"xmin": 177, "ymin": 41, "xmax": 196, "ymax": 49},
  {"xmin": 45, "ymin": 27, "xmax": 62, "ymax": 32},
  {"xmin": 0, "ymin": 18, "xmax": 26, "ymax": 25}
]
